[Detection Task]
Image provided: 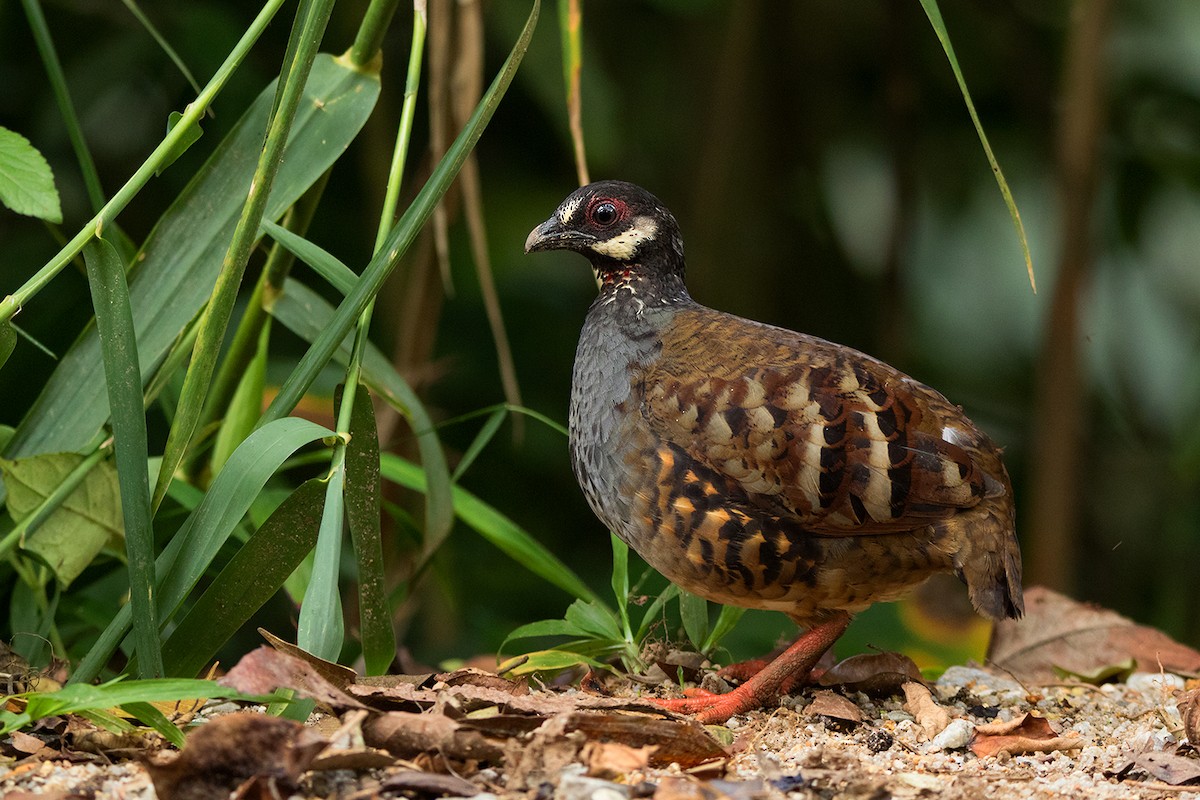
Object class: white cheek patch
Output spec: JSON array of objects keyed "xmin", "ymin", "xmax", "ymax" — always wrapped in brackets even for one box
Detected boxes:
[
  {"xmin": 558, "ymin": 195, "xmax": 584, "ymax": 225},
  {"xmin": 588, "ymin": 216, "xmax": 658, "ymax": 260}
]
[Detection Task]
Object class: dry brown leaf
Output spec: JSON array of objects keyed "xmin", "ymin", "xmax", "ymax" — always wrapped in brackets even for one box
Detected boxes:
[
  {"xmin": 1180, "ymin": 687, "xmax": 1200, "ymax": 747},
  {"xmin": 363, "ymin": 710, "xmax": 507, "ymax": 763},
  {"xmin": 804, "ymin": 691, "xmax": 863, "ymax": 726},
  {"xmin": 819, "ymin": 652, "xmax": 924, "ymax": 695},
  {"xmin": 901, "ymin": 681, "xmax": 951, "ymax": 738},
  {"xmin": 258, "ymin": 629, "xmax": 358, "ymax": 688},
  {"xmin": 989, "ymin": 587, "xmax": 1200, "ymax": 684},
  {"xmin": 969, "ymin": 712, "xmax": 1083, "ymax": 758},
  {"xmin": 653, "ymin": 776, "xmax": 734, "ymax": 800},
  {"xmin": 583, "ymin": 740, "xmax": 656, "ymax": 778},
  {"xmin": 145, "ymin": 713, "xmax": 326, "ymax": 800},
  {"xmin": 1132, "ymin": 751, "xmax": 1200, "ymax": 786},
  {"xmin": 379, "ymin": 769, "xmax": 481, "ymax": 796},
  {"xmin": 219, "ymin": 646, "xmax": 366, "ymax": 710},
  {"xmin": 564, "ymin": 712, "xmax": 727, "ymax": 768},
  {"xmin": 8, "ymin": 730, "xmax": 47, "ymax": 756}
]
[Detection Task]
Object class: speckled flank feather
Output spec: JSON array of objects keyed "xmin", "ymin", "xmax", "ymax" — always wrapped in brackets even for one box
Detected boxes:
[{"xmin": 530, "ymin": 180, "xmax": 1023, "ymax": 634}]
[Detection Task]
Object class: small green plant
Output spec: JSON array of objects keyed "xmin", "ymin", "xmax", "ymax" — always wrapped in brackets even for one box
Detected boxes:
[{"xmin": 498, "ymin": 533, "xmax": 746, "ymax": 678}]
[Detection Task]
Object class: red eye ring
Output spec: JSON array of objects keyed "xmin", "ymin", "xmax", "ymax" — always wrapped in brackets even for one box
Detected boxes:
[{"xmin": 587, "ymin": 197, "xmax": 626, "ymax": 227}]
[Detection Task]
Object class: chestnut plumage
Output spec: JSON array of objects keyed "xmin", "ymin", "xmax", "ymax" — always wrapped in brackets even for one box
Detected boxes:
[{"xmin": 526, "ymin": 180, "xmax": 1023, "ymax": 722}]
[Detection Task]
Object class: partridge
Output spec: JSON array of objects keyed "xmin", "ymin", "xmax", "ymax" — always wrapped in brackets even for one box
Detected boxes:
[{"xmin": 525, "ymin": 180, "xmax": 1023, "ymax": 723}]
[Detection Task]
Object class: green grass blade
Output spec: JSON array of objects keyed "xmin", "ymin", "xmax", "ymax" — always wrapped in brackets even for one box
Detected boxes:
[
  {"xmin": 379, "ymin": 452, "xmax": 599, "ymax": 605},
  {"xmin": 152, "ymin": 0, "xmax": 338, "ymax": 512},
  {"xmin": 452, "ymin": 409, "xmax": 506, "ymax": 482},
  {"xmin": 119, "ymin": 0, "xmax": 202, "ymax": 96},
  {"xmin": 71, "ymin": 418, "xmax": 334, "ymax": 684},
  {"xmin": 260, "ymin": 219, "xmax": 357, "ymax": 294},
  {"xmin": 161, "ymin": 478, "xmax": 325, "ymax": 678},
  {"xmin": 345, "ymin": 386, "xmax": 394, "ymax": 675},
  {"xmin": 271, "ymin": 278, "xmax": 453, "ymax": 569},
  {"xmin": 609, "ymin": 533, "xmax": 632, "ymax": 640},
  {"xmin": 118, "ymin": 701, "xmax": 185, "ymax": 749},
  {"xmin": 83, "ymin": 239, "xmax": 160, "ymax": 679},
  {"xmin": 678, "ymin": 591, "xmax": 709, "ymax": 653},
  {"xmin": 917, "ymin": 0, "xmax": 1035, "ymax": 291},
  {"xmin": 297, "ymin": 464, "xmax": 346, "ymax": 662},
  {"xmin": 6, "ymin": 53, "xmax": 380, "ymax": 460},
  {"xmin": 259, "ymin": 0, "xmax": 540, "ymax": 427},
  {"xmin": 702, "ymin": 604, "xmax": 747, "ymax": 655}
]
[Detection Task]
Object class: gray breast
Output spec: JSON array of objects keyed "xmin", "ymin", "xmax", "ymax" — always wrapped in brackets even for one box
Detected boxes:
[{"xmin": 568, "ymin": 298, "xmax": 665, "ymax": 535}]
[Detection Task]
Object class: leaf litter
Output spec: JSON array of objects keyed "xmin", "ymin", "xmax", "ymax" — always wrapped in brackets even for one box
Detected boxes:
[{"xmin": 4, "ymin": 588, "xmax": 1200, "ymax": 798}]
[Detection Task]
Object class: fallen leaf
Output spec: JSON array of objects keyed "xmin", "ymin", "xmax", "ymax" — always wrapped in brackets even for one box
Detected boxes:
[
  {"xmin": 819, "ymin": 652, "xmax": 924, "ymax": 695},
  {"xmin": 219, "ymin": 646, "xmax": 366, "ymax": 710},
  {"xmin": 1050, "ymin": 658, "xmax": 1136, "ymax": 685},
  {"xmin": 145, "ymin": 713, "xmax": 326, "ymax": 800},
  {"xmin": 1133, "ymin": 750, "xmax": 1200, "ymax": 785},
  {"xmin": 363, "ymin": 710, "xmax": 507, "ymax": 763},
  {"xmin": 989, "ymin": 587, "xmax": 1200, "ymax": 684},
  {"xmin": 803, "ymin": 691, "xmax": 862, "ymax": 727},
  {"xmin": 968, "ymin": 712, "xmax": 1083, "ymax": 758},
  {"xmin": 583, "ymin": 740, "xmax": 655, "ymax": 778},
  {"xmin": 1180, "ymin": 687, "xmax": 1200, "ymax": 748},
  {"xmin": 901, "ymin": 681, "xmax": 951, "ymax": 738},
  {"xmin": 564, "ymin": 712, "xmax": 726, "ymax": 767},
  {"xmin": 379, "ymin": 769, "xmax": 480, "ymax": 796},
  {"xmin": 258, "ymin": 629, "xmax": 359, "ymax": 688},
  {"xmin": 8, "ymin": 730, "xmax": 47, "ymax": 757},
  {"xmin": 654, "ymin": 776, "xmax": 734, "ymax": 800}
]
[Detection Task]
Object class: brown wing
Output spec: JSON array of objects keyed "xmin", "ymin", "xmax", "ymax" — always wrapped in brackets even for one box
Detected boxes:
[{"xmin": 639, "ymin": 307, "xmax": 1003, "ymax": 534}]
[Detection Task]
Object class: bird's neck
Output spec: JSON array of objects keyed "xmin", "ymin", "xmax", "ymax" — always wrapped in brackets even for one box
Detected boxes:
[{"xmin": 592, "ymin": 259, "xmax": 691, "ymax": 313}]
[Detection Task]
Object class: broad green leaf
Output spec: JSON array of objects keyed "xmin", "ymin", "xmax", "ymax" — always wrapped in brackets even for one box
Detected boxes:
[
  {"xmin": 380, "ymin": 453, "xmax": 598, "ymax": 605},
  {"xmin": 344, "ymin": 385, "xmax": 394, "ymax": 675},
  {"xmin": 917, "ymin": 0, "xmax": 1034, "ymax": 291},
  {"xmin": 610, "ymin": 533, "xmax": 631, "ymax": 638},
  {"xmin": 84, "ymin": 238, "xmax": 160, "ymax": 678},
  {"xmin": 161, "ymin": 478, "xmax": 325, "ymax": 678},
  {"xmin": 564, "ymin": 599, "xmax": 622, "ymax": 641},
  {"xmin": 7, "ymin": 54, "xmax": 380, "ymax": 459},
  {"xmin": 0, "ymin": 126, "xmax": 62, "ymax": 223},
  {"xmin": 71, "ymin": 417, "xmax": 334, "ymax": 684},
  {"xmin": 679, "ymin": 591, "xmax": 709, "ymax": 652},
  {"xmin": 502, "ymin": 617, "xmax": 592, "ymax": 644},
  {"xmin": 0, "ymin": 322, "xmax": 15, "ymax": 371},
  {"xmin": 1, "ymin": 453, "xmax": 120, "ymax": 585}
]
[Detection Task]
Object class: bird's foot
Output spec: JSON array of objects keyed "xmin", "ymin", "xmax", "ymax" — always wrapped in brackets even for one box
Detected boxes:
[{"xmin": 646, "ymin": 612, "xmax": 851, "ymax": 725}]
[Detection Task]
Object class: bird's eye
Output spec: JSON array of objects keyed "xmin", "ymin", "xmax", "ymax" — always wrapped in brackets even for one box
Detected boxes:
[{"xmin": 592, "ymin": 202, "xmax": 618, "ymax": 226}]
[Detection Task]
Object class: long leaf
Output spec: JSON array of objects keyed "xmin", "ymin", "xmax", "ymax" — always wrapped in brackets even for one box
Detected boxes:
[
  {"xmin": 71, "ymin": 418, "xmax": 334, "ymax": 684},
  {"xmin": 160, "ymin": 478, "xmax": 325, "ymax": 678},
  {"xmin": 297, "ymin": 463, "xmax": 346, "ymax": 662},
  {"xmin": 344, "ymin": 385, "xmax": 394, "ymax": 675},
  {"xmin": 917, "ymin": 0, "xmax": 1035, "ymax": 291},
  {"xmin": 6, "ymin": 53, "xmax": 380, "ymax": 459},
  {"xmin": 83, "ymin": 238, "xmax": 160, "ymax": 678}
]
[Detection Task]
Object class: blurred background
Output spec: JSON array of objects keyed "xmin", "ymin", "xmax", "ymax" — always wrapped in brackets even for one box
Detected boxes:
[{"xmin": 1, "ymin": 0, "xmax": 1198, "ymax": 669}]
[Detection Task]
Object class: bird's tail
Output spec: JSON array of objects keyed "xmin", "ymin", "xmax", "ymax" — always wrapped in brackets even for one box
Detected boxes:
[{"xmin": 943, "ymin": 496, "xmax": 1024, "ymax": 620}]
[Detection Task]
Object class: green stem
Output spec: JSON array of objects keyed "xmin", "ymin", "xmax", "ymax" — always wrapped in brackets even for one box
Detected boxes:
[
  {"xmin": 350, "ymin": 0, "xmax": 406, "ymax": 68},
  {"xmin": 0, "ymin": 0, "xmax": 289, "ymax": 326},
  {"xmin": 19, "ymin": 0, "xmax": 106, "ymax": 214},
  {"xmin": 151, "ymin": 0, "xmax": 337, "ymax": 512}
]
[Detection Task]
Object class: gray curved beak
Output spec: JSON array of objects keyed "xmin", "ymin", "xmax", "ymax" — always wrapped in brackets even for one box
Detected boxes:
[{"xmin": 524, "ymin": 218, "xmax": 593, "ymax": 254}]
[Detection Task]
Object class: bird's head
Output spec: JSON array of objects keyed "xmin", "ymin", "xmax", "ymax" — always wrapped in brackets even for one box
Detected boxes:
[{"xmin": 525, "ymin": 181, "xmax": 686, "ymax": 294}]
